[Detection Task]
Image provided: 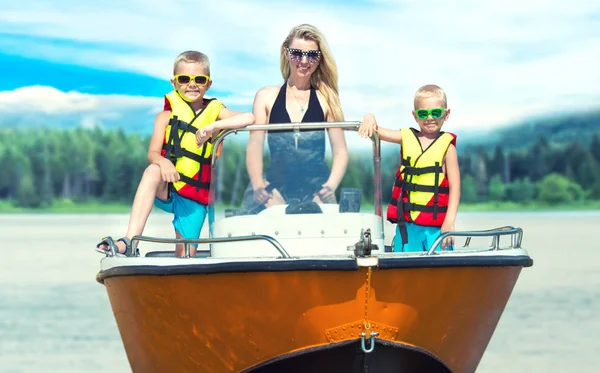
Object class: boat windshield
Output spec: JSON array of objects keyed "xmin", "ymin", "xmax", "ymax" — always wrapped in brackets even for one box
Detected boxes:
[{"xmin": 207, "ymin": 122, "xmax": 383, "ymax": 237}]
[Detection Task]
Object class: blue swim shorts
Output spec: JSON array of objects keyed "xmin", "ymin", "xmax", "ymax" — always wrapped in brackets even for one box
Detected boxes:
[
  {"xmin": 154, "ymin": 190, "xmax": 207, "ymax": 247},
  {"xmin": 393, "ymin": 223, "xmax": 454, "ymax": 252}
]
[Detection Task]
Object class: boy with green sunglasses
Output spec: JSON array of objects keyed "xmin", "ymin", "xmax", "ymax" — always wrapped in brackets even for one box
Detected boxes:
[{"xmin": 358, "ymin": 84, "xmax": 461, "ymax": 253}]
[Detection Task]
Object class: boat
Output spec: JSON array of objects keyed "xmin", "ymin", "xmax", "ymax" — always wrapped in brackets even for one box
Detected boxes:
[{"xmin": 96, "ymin": 122, "xmax": 533, "ymax": 373}]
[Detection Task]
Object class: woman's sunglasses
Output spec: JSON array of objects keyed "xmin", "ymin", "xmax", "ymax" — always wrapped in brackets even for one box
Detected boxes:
[
  {"xmin": 415, "ymin": 108, "xmax": 445, "ymax": 120},
  {"xmin": 174, "ymin": 74, "xmax": 210, "ymax": 86},
  {"xmin": 286, "ymin": 48, "xmax": 321, "ymax": 64}
]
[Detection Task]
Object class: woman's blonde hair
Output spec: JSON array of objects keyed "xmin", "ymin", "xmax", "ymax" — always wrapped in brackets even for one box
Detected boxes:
[{"xmin": 280, "ymin": 24, "xmax": 344, "ymax": 122}]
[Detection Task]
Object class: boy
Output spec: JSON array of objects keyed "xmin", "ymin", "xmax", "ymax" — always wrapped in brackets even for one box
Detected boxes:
[
  {"xmin": 96, "ymin": 50, "xmax": 255, "ymax": 257},
  {"xmin": 358, "ymin": 84, "xmax": 460, "ymax": 252}
]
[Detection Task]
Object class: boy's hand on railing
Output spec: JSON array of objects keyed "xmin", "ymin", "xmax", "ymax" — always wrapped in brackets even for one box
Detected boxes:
[
  {"xmin": 440, "ymin": 221, "xmax": 455, "ymax": 250},
  {"xmin": 196, "ymin": 124, "xmax": 215, "ymax": 147},
  {"xmin": 358, "ymin": 113, "xmax": 378, "ymax": 138}
]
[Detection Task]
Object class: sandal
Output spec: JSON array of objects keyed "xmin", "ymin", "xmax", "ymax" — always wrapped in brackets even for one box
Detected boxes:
[{"xmin": 95, "ymin": 236, "xmax": 134, "ymax": 257}]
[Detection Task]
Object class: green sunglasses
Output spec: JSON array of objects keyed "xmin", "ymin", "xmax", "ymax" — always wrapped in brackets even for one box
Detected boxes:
[{"xmin": 416, "ymin": 108, "xmax": 445, "ymax": 120}]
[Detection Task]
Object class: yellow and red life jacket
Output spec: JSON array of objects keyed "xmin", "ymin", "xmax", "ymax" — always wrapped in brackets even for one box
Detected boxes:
[
  {"xmin": 161, "ymin": 90, "xmax": 223, "ymax": 205},
  {"xmin": 386, "ymin": 127, "xmax": 457, "ymax": 244}
]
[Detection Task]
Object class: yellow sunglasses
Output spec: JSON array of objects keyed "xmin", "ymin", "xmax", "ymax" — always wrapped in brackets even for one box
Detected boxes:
[{"xmin": 174, "ymin": 74, "xmax": 210, "ymax": 86}]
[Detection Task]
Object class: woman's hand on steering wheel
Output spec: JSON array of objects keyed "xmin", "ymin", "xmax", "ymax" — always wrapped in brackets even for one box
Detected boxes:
[
  {"xmin": 254, "ymin": 185, "xmax": 271, "ymax": 204},
  {"xmin": 316, "ymin": 184, "xmax": 336, "ymax": 203}
]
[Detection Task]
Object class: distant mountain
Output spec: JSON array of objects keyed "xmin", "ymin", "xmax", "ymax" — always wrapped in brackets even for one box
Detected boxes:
[{"xmin": 459, "ymin": 108, "xmax": 600, "ymax": 152}]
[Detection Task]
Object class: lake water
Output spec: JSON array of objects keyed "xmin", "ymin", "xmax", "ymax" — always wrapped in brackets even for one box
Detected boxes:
[{"xmin": 1, "ymin": 211, "xmax": 599, "ymax": 372}]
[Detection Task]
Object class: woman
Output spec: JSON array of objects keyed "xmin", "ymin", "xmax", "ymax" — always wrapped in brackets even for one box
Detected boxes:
[{"xmin": 245, "ymin": 24, "xmax": 348, "ymax": 210}]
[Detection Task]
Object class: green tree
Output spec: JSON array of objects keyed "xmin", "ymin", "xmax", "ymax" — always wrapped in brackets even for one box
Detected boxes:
[
  {"xmin": 16, "ymin": 158, "xmax": 40, "ymax": 208},
  {"xmin": 460, "ymin": 174, "xmax": 478, "ymax": 203},
  {"xmin": 506, "ymin": 177, "xmax": 535, "ymax": 203},
  {"xmin": 521, "ymin": 177, "xmax": 536, "ymax": 202},
  {"xmin": 591, "ymin": 134, "xmax": 600, "ymax": 165},
  {"xmin": 0, "ymin": 140, "xmax": 20, "ymax": 199},
  {"xmin": 472, "ymin": 153, "xmax": 488, "ymax": 199},
  {"xmin": 506, "ymin": 177, "xmax": 536, "ymax": 203},
  {"xmin": 508, "ymin": 151, "xmax": 529, "ymax": 182},
  {"xmin": 527, "ymin": 136, "xmax": 550, "ymax": 181},
  {"xmin": 536, "ymin": 173, "xmax": 585, "ymax": 204},
  {"xmin": 40, "ymin": 137, "xmax": 54, "ymax": 206},
  {"xmin": 488, "ymin": 174, "xmax": 506, "ymax": 201},
  {"xmin": 561, "ymin": 142, "xmax": 588, "ymax": 186},
  {"xmin": 487, "ymin": 146, "xmax": 504, "ymax": 181},
  {"xmin": 575, "ymin": 153, "xmax": 600, "ymax": 189},
  {"xmin": 458, "ymin": 153, "xmax": 473, "ymax": 180}
]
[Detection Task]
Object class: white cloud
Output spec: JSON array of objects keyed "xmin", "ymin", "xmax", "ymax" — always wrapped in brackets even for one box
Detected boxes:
[
  {"xmin": 0, "ymin": 86, "xmax": 159, "ymax": 114},
  {"xmin": 0, "ymin": 86, "xmax": 162, "ymax": 131},
  {"xmin": 0, "ymin": 0, "xmax": 599, "ymax": 135}
]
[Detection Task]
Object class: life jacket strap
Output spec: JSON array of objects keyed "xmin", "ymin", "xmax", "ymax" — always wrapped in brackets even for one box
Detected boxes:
[
  {"xmin": 402, "ymin": 202, "xmax": 448, "ymax": 213},
  {"xmin": 401, "ymin": 181, "xmax": 449, "ymax": 194},
  {"xmin": 401, "ymin": 164, "xmax": 444, "ymax": 176},
  {"xmin": 178, "ymin": 173, "xmax": 210, "ymax": 189},
  {"xmin": 433, "ymin": 162, "xmax": 440, "ymax": 219}
]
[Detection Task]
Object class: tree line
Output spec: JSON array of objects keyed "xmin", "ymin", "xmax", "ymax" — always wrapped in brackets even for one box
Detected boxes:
[{"xmin": 1, "ymin": 127, "xmax": 599, "ymax": 208}]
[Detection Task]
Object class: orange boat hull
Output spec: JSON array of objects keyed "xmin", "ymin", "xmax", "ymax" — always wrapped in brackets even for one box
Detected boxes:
[{"xmin": 99, "ymin": 257, "xmax": 528, "ymax": 373}]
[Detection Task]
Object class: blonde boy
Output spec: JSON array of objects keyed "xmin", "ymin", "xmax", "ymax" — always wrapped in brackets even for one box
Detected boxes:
[
  {"xmin": 359, "ymin": 84, "xmax": 460, "ymax": 252},
  {"xmin": 96, "ymin": 51, "xmax": 255, "ymax": 257}
]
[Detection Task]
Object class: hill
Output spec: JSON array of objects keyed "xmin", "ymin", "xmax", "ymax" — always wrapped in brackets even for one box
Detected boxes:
[{"xmin": 459, "ymin": 108, "xmax": 600, "ymax": 153}]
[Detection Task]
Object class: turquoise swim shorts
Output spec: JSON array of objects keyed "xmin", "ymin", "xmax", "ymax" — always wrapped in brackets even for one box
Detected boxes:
[
  {"xmin": 154, "ymin": 190, "xmax": 207, "ymax": 247},
  {"xmin": 393, "ymin": 223, "xmax": 454, "ymax": 252}
]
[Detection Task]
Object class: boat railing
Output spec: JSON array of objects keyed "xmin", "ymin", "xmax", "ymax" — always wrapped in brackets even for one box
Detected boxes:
[
  {"xmin": 426, "ymin": 226, "xmax": 523, "ymax": 255},
  {"xmin": 130, "ymin": 234, "xmax": 291, "ymax": 258},
  {"xmin": 102, "ymin": 226, "xmax": 523, "ymax": 258}
]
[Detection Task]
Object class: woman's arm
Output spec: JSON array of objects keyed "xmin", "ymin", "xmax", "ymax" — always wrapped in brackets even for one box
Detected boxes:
[
  {"xmin": 317, "ymin": 94, "xmax": 349, "ymax": 201},
  {"xmin": 323, "ymin": 127, "xmax": 348, "ymax": 191},
  {"xmin": 246, "ymin": 87, "xmax": 271, "ymax": 203}
]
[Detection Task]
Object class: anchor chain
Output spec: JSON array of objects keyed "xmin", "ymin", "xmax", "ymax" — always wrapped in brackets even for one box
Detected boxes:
[
  {"xmin": 361, "ymin": 266, "xmax": 379, "ymax": 353},
  {"xmin": 364, "ymin": 267, "xmax": 372, "ymax": 331}
]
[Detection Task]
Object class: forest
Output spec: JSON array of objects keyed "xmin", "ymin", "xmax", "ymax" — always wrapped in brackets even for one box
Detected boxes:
[{"xmin": 1, "ymin": 118, "xmax": 600, "ymax": 209}]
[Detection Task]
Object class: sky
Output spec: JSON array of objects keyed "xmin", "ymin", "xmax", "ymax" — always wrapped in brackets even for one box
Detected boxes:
[{"xmin": 1, "ymin": 0, "xmax": 599, "ymax": 141}]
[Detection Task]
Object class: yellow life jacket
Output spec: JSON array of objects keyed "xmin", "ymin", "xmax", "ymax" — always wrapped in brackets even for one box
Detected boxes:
[
  {"xmin": 387, "ymin": 127, "xmax": 456, "ymax": 243},
  {"xmin": 161, "ymin": 90, "xmax": 223, "ymax": 205}
]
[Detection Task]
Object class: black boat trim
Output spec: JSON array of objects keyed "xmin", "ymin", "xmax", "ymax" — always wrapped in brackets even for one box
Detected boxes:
[
  {"xmin": 241, "ymin": 338, "xmax": 452, "ymax": 373},
  {"xmin": 97, "ymin": 259, "xmax": 359, "ymax": 282},
  {"xmin": 377, "ymin": 255, "xmax": 533, "ymax": 269},
  {"xmin": 97, "ymin": 254, "xmax": 532, "ymax": 283}
]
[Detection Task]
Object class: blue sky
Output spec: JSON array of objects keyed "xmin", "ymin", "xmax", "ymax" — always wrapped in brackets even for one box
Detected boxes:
[{"xmin": 0, "ymin": 0, "xmax": 599, "ymax": 137}]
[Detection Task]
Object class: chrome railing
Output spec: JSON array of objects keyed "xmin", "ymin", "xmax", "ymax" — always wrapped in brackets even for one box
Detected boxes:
[
  {"xmin": 131, "ymin": 234, "xmax": 291, "ymax": 258},
  {"xmin": 426, "ymin": 226, "xmax": 523, "ymax": 255}
]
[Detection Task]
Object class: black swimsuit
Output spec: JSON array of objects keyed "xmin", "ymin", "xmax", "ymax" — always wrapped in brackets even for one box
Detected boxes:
[{"xmin": 265, "ymin": 83, "xmax": 329, "ymax": 202}]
